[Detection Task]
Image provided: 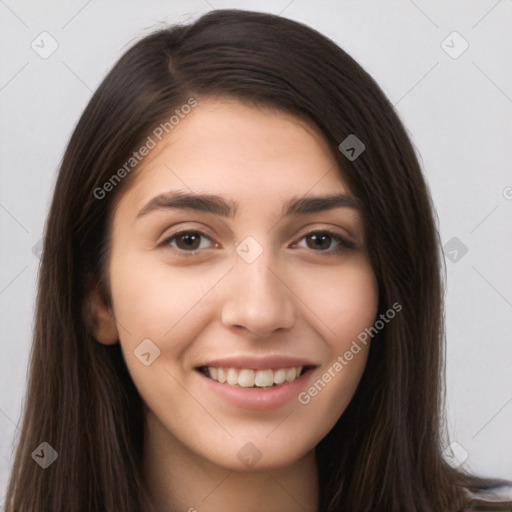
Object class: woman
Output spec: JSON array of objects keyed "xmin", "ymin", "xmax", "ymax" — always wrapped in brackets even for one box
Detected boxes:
[{"xmin": 4, "ymin": 9, "xmax": 511, "ymax": 512}]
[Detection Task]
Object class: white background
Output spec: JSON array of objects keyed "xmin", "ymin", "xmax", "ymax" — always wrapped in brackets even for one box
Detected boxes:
[{"xmin": 1, "ymin": 0, "xmax": 511, "ymax": 502}]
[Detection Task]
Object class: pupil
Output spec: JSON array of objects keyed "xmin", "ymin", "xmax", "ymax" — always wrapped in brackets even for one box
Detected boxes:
[
  {"xmin": 309, "ymin": 234, "xmax": 330, "ymax": 250},
  {"xmin": 180, "ymin": 233, "xmax": 200, "ymax": 250}
]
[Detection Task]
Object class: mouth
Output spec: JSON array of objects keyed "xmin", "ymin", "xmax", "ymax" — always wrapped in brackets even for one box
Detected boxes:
[{"xmin": 197, "ymin": 365, "xmax": 314, "ymax": 389}]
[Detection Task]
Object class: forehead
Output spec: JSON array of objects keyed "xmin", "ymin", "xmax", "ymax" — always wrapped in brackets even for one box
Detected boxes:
[{"xmin": 119, "ymin": 97, "xmax": 350, "ymax": 214}]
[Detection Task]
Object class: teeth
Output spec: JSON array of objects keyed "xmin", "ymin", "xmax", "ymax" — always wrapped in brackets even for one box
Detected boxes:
[
  {"xmin": 285, "ymin": 367, "xmax": 297, "ymax": 382},
  {"xmin": 226, "ymin": 368, "xmax": 238, "ymax": 385},
  {"xmin": 238, "ymin": 369, "xmax": 255, "ymax": 387},
  {"xmin": 255, "ymin": 369, "xmax": 273, "ymax": 387},
  {"xmin": 217, "ymin": 367, "xmax": 226, "ymax": 384},
  {"xmin": 273, "ymin": 368, "xmax": 286, "ymax": 385},
  {"xmin": 205, "ymin": 366, "xmax": 304, "ymax": 388}
]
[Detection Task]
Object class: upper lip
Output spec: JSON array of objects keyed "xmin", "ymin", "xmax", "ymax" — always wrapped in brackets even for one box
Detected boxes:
[{"xmin": 196, "ymin": 356, "xmax": 318, "ymax": 370}]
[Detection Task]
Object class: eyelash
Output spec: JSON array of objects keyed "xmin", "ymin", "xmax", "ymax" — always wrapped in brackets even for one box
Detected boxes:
[{"xmin": 158, "ymin": 229, "xmax": 356, "ymax": 256}]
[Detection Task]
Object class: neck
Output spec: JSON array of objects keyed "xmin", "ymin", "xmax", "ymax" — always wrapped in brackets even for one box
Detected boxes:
[{"xmin": 142, "ymin": 409, "xmax": 319, "ymax": 512}]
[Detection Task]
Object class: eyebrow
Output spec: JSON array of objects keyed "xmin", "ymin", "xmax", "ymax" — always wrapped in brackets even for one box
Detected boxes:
[{"xmin": 136, "ymin": 190, "xmax": 361, "ymax": 219}]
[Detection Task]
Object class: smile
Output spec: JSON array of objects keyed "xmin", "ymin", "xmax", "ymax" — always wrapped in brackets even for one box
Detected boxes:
[{"xmin": 199, "ymin": 366, "xmax": 308, "ymax": 388}]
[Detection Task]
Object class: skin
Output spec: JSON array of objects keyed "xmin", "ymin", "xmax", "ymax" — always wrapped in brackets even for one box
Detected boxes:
[{"xmin": 91, "ymin": 97, "xmax": 379, "ymax": 512}]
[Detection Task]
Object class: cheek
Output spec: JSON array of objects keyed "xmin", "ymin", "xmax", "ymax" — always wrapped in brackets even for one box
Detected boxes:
[
  {"xmin": 109, "ymin": 252, "xmax": 231, "ymax": 342},
  {"xmin": 107, "ymin": 253, "xmax": 224, "ymax": 418},
  {"xmin": 291, "ymin": 260, "xmax": 377, "ymax": 400},
  {"xmin": 289, "ymin": 256, "xmax": 378, "ymax": 341},
  {"xmin": 107, "ymin": 251, "xmax": 235, "ymax": 406}
]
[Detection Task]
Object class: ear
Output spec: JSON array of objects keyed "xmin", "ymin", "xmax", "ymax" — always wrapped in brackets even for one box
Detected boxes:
[{"xmin": 87, "ymin": 281, "xmax": 119, "ymax": 345}]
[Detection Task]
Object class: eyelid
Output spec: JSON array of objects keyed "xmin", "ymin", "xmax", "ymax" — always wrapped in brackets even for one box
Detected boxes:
[
  {"xmin": 156, "ymin": 221, "xmax": 216, "ymax": 245},
  {"xmin": 157, "ymin": 229, "xmax": 217, "ymax": 253},
  {"xmin": 158, "ymin": 226, "xmax": 357, "ymax": 255},
  {"xmin": 292, "ymin": 228, "xmax": 357, "ymax": 251}
]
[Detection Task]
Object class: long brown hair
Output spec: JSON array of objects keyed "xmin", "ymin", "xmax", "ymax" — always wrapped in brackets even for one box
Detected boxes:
[{"xmin": 4, "ymin": 9, "xmax": 510, "ymax": 511}]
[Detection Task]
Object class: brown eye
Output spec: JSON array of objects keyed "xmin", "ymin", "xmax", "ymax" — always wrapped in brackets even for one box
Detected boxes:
[
  {"xmin": 175, "ymin": 232, "xmax": 202, "ymax": 250},
  {"xmin": 294, "ymin": 230, "xmax": 356, "ymax": 253},
  {"xmin": 305, "ymin": 233, "xmax": 335, "ymax": 251},
  {"xmin": 160, "ymin": 230, "xmax": 213, "ymax": 252}
]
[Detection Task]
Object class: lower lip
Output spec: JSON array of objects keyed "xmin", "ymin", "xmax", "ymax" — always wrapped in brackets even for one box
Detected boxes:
[{"xmin": 197, "ymin": 369, "xmax": 314, "ymax": 411}]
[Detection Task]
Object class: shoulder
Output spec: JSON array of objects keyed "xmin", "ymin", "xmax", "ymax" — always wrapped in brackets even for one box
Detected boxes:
[{"xmin": 462, "ymin": 485, "xmax": 512, "ymax": 511}]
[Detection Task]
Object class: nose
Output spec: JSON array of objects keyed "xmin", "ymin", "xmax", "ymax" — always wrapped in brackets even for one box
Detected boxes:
[{"xmin": 221, "ymin": 246, "xmax": 297, "ymax": 338}]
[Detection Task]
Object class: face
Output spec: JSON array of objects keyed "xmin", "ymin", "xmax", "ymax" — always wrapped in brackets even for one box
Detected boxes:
[{"xmin": 95, "ymin": 97, "xmax": 378, "ymax": 471}]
